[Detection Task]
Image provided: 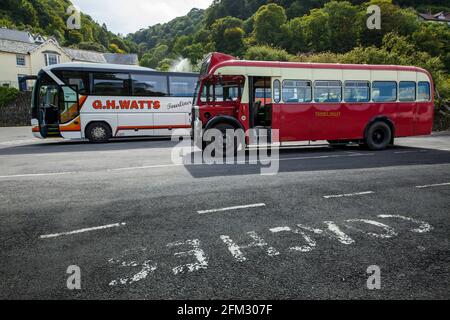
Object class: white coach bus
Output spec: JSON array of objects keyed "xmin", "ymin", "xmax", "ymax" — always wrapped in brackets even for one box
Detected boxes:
[{"xmin": 31, "ymin": 63, "xmax": 198, "ymax": 142}]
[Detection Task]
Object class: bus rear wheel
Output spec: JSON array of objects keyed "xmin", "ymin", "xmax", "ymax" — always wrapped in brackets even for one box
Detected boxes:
[
  {"xmin": 86, "ymin": 122, "xmax": 112, "ymax": 143},
  {"xmin": 365, "ymin": 122, "xmax": 392, "ymax": 151}
]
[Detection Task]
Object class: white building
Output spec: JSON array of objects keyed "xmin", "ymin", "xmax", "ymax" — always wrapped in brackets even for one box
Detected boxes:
[{"xmin": 0, "ymin": 27, "xmax": 139, "ymax": 90}]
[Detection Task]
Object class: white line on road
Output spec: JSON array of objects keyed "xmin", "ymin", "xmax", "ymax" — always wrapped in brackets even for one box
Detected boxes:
[
  {"xmin": 394, "ymin": 150, "xmax": 427, "ymax": 154},
  {"xmin": 113, "ymin": 153, "xmax": 375, "ymax": 170},
  {"xmin": 416, "ymin": 182, "xmax": 450, "ymax": 189},
  {"xmin": 197, "ymin": 203, "xmax": 266, "ymax": 214},
  {"xmin": 323, "ymin": 191, "xmax": 375, "ymax": 199},
  {"xmin": 39, "ymin": 222, "xmax": 126, "ymax": 239},
  {"xmin": 0, "ymin": 172, "xmax": 76, "ymax": 179},
  {"xmin": 0, "ymin": 152, "xmax": 375, "ymax": 179},
  {"xmin": 110, "ymin": 164, "xmax": 182, "ymax": 171}
]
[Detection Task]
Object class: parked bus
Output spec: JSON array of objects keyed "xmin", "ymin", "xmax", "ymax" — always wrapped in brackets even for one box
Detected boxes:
[
  {"xmin": 193, "ymin": 52, "xmax": 434, "ymax": 152},
  {"xmin": 31, "ymin": 63, "xmax": 198, "ymax": 142}
]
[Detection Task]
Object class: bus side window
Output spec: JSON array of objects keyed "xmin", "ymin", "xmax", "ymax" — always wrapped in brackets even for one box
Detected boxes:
[
  {"xmin": 93, "ymin": 73, "xmax": 130, "ymax": 96},
  {"xmin": 372, "ymin": 81, "xmax": 397, "ymax": 102},
  {"xmin": 399, "ymin": 81, "xmax": 416, "ymax": 102},
  {"xmin": 132, "ymin": 74, "xmax": 168, "ymax": 97},
  {"xmin": 53, "ymin": 70, "xmax": 89, "ymax": 95},
  {"xmin": 418, "ymin": 82, "xmax": 431, "ymax": 102},
  {"xmin": 344, "ymin": 81, "xmax": 370, "ymax": 103},
  {"xmin": 169, "ymin": 76, "xmax": 197, "ymax": 97},
  {"xmin": 282, "ymin": 80, "xmax": 312, "ymax": 103},
  {"xmin": 273, "ymin": 80, "xmax": 281, "ymax": 103},
  {"xmin": 314, "ymin": 81, "xmax": 342, "ymax": 103}
]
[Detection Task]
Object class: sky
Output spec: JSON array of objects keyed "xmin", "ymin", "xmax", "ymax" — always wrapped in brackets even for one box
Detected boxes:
[{"xmin": 71, "ymin": 0, "xmax": 213, "ymax": 35}]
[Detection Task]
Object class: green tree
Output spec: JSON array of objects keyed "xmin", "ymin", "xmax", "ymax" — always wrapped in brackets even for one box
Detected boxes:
[
  {"xmin": 302, "ymin": 9, "xmax": 330, "ymax": 52},
  {"xmin": 359, "ymin": 0, "xmax": 419, "ymax": 47},
  {"xmin": 253, "ymin": 4, "xmax": 287, "ymax": 46},
  {"xmin": 283, "ymin": 17, "xmax": 307, "ymax": 54},
  {"xmin": 140, "ymin": 44, "xmax": 169, "ymax": 69},
  {"xmin": 245, "ymin": 45, "xmax": 292, "ymax": 61},
  {"xmin": 210, "ymin": 16, "xmax": 244, "ymax": 53},
  {"xmin": 323, "ymin": 1, "xmax": 358, "ymax": 53}
]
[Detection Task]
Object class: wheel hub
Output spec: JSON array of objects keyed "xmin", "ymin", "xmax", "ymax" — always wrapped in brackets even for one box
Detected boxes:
[{"xmin": 92, "ymin": 127, "xmax": 106, "ymax": 140}]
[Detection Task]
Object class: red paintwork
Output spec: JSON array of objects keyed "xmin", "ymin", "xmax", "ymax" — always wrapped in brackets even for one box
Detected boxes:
[{"xmin": 196, "ymin": 53, "xmax": 435, "ymax": 142}]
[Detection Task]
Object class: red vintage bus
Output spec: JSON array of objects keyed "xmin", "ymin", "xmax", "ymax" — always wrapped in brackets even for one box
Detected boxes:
[{"xmin": 192, "ymin": 52, "xmax": 434, "ymax": 152}]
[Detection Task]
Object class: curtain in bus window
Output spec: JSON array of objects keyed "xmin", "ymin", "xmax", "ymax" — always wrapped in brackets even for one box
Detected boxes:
[
  {"xmin": 344, "ymin": 81, "xmax": 370, "ymax": 102},
  {"xmin": 132, "ymin": 74, "xmax": 168, "ymax": 97},
  {"xmin": 418, "ymin": 82, "xmax": 431, "ymax": 102},
  {"xmin": 169, "ymin": 76, "xmax": 197, "ymax": 97},
  {"xmin": 314, "ymin": 81, "xmax": 342, "ymax": 103},
  {"xmin": 282, "ymin": 80, "xmax": 312, "ymax": 103},
  {"xmin": 399, "ymin": 82, "xmax": 416, "ymax": 102},
  {"xmin": 93, "ymin": 73, "xmax": 130, "ymax": 96},
  {"xmin": 372, "ymin": 81, "xmax": 397, "ymax": 102}
]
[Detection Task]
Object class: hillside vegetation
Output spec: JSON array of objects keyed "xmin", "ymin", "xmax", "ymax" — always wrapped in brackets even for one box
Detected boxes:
[
  {"xmin": 0, "ymin": 0, "xmax": 449, "ymax": 101},
  {"xmin": 127, "ymin": 0, "xmax": 450, "ymax": 101},
  {"xmin": 0, "ymin": 0, "xmax": 137, "ymax": 53}
]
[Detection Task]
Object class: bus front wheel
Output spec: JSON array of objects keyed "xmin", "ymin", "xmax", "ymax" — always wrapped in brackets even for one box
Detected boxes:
[
  {"xmin": 203, "ymin": 123, "xmax": 244, "ymax": 156},
  {"xmin": 86, "ymin": 122, "xmax": 112, "ymax": 143},
  {"xmin": 365, "ymin": 122, "xmax": 392, "ymax": 151}
]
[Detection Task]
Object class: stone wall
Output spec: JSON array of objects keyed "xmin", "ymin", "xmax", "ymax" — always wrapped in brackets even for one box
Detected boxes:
[{"xmin": 0, "ymin": 92, "xmax": 31, "ymax": 127}]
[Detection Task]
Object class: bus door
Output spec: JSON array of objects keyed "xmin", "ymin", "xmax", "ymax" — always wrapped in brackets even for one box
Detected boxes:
[
  {"xmin": 35, "ymin": 74, "xmax": 61, "ymax": 138},
  {"xmin": 248, "ymin": 76, "xmax": 272, "ymax": 144}
]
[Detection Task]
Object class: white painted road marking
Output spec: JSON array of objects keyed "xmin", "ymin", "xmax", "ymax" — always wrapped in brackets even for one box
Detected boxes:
[
  {"xmin": 40, "ymin": 222, "xmax": 126, "ymax": 239},
  {"xmin": 110, "ymin": 164, "xmax": 182, "ymax": 171},
  {"xmin": 0, "ymin": 152, "xmax": 375, "ymax": 179},
  {"xmin": 0, "ymin": 172, "xmax": 76, "ymax": 179},
  {"xmin": 197, "ymin": 203, "xmax": 266, "ymax": 214},
  {"xmin": 394, "ymin": 150, "xmax": 427, "ymax": 154},
  {"xmin": 323, "ymin": 191, "xmax": 375, "ymax": 199},
  {"xmin": 416, "ymin": 182, "xmax": 450, "ymax": 189}
]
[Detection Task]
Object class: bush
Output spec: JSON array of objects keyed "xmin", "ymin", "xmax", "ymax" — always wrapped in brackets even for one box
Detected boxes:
[
  {"xmin": 0, "ymin": 87, "xmax": 19, "ymax": 108},
  {"xmin": 244, "ymin": 45, "xmax": 292, "ymax": 61}
]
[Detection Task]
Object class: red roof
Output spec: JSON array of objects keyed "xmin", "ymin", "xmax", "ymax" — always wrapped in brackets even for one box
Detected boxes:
[{"xmin": 207, "ymin": 53, "xmax": 431, "ymax": 77}]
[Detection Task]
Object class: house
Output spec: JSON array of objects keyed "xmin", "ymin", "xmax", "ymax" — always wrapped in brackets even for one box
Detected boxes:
[
  {"xmin": 418, "ymin": 12, "xmax": 450, "ymax": 26},
  {"xmin": 0, "ymin": 27, "xmax": 139, "ymax": 90}
]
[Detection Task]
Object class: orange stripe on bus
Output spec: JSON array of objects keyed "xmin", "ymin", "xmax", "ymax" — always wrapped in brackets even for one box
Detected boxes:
[
  {"xmin": 117, "ymin": 125, "xmax": 191, "ymax": 131},
  {"xmin": 60, "ymin": 116, "xmax": 81, "ymax": 132}
]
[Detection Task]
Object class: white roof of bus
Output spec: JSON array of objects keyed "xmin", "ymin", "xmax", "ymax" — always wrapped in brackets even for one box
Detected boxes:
[{"xmin": 43, "ymin": 62, "xmax": 154, "ymax": 72}]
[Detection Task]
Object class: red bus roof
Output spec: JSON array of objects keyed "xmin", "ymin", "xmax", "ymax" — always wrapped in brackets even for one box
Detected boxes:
[{"xmin": 207, "ymin": 52, "xmax": 432, "ymax": 79}]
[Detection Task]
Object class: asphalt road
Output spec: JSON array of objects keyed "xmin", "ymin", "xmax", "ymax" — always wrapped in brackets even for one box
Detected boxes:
[{"xmin": 0, "ymin": 127, "xmax": 449, "ymax": 300}]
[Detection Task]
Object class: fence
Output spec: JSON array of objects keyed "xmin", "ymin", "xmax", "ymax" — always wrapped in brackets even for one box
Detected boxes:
[{"xmin": 0, "ymin": 91, "xmax": 31, "ymax": 127}]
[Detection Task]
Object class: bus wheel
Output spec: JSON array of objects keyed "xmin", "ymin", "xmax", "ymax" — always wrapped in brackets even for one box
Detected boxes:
[
  {"xmin": 205, "ymin": 123, "xmax": 243, "ymax": 157},
  {"xmin": 365, "ymin": 122, "xmax": 392, "ymax": 151},
  {"xmin": 86, "ymin": 122, "xmax": 112, "ymax": 143}
]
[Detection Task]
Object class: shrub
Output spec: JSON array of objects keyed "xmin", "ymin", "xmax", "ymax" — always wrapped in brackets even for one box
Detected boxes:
[
  {"xmin": 0, "ymin": 87, "xmax": 19, "ymax": 108},
  {"xmin": 244, "ymin": 45, "xmax": 292, "ymax": 61}
]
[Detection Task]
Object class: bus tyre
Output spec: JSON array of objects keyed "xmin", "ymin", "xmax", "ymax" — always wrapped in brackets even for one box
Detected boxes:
[
  {"xmin": 205, "ymin": 123, "xmax": 243, "ymax": 157},
  {"xmin": 365, "ymin": 122, "xmax": 392, "ymax": 151},
  {"xmin": 86, "ymin": 122, "xmax": 112, "ymax": 143}
]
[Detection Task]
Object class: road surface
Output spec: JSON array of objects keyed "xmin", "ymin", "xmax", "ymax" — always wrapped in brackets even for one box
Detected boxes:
[{"xmin": 0, "ymin": 127, "xmax": 449, "ymax": 299}]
